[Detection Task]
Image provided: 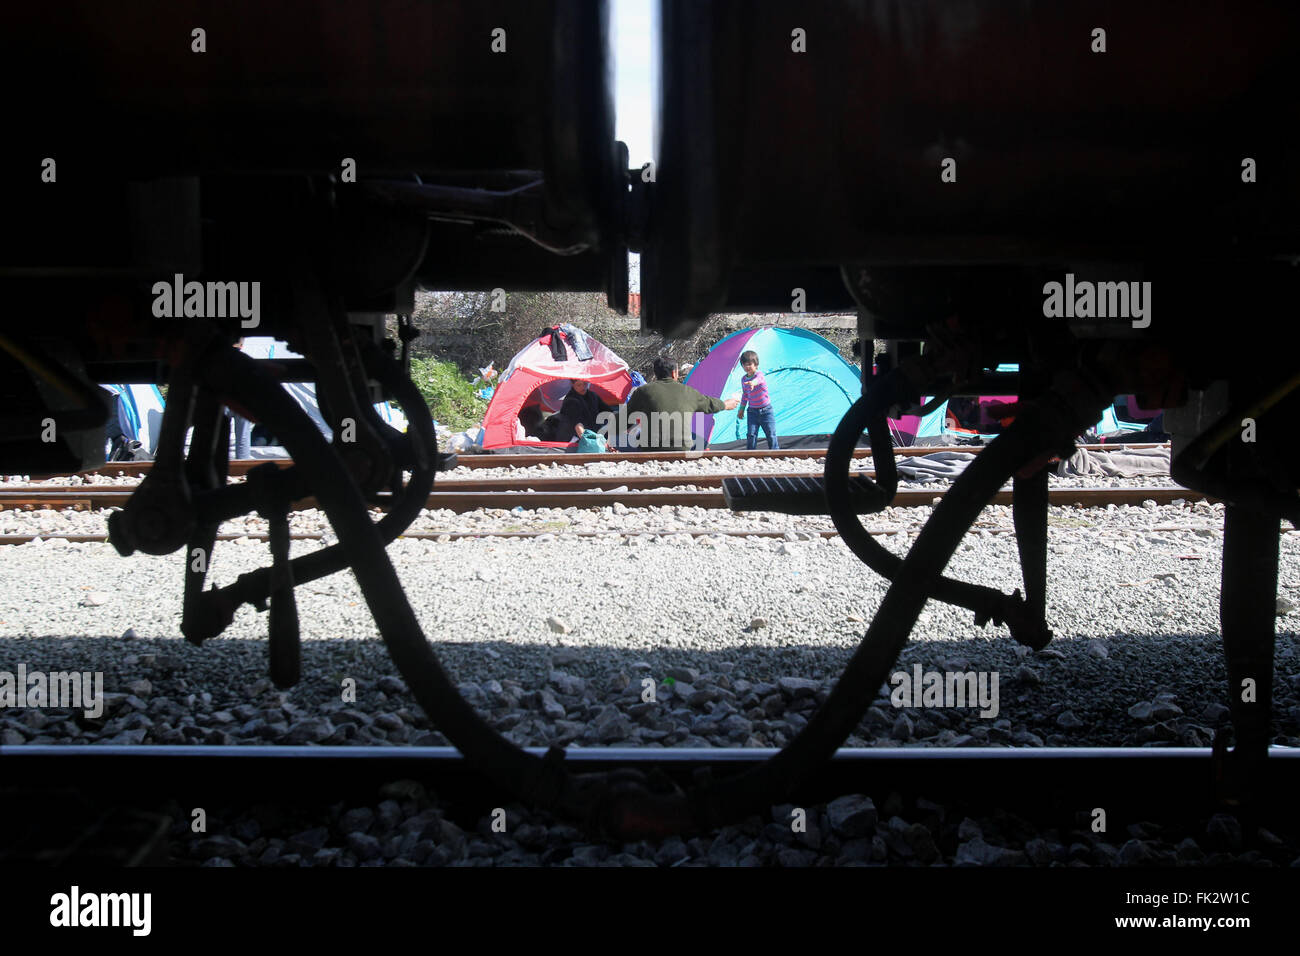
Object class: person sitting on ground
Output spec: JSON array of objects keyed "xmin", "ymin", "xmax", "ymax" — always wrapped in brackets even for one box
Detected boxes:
[
  {"xmin": 551, "ymin": 378, "xmax": 610, "ymax": 442},
  {"xmin": 517, "ymin": 400, "xmax": 546, "ymax": 441},
  {"xmin": 624, "ymin": 358, "xmax": 738, "ymax": 452}
]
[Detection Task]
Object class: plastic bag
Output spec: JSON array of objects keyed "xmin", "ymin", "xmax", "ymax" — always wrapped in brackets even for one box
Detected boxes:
[{"xmin": 574, "ymin": 430, "xmax": 608, "ymax": 453}]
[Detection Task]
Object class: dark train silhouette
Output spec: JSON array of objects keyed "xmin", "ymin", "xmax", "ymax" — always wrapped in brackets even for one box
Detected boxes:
[{"xmin": 2, "ymin": 1, "xmax": 1297, "ymax": 834}]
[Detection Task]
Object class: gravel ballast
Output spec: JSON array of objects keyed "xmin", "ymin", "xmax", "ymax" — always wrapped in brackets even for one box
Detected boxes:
[
  {"xmin": 158, "ymin": 779, "xmax": 1300, "ymax": 868},
  {"xmin": 2, "ymin": 495, "xmax": 1297, "ymax": 865}
]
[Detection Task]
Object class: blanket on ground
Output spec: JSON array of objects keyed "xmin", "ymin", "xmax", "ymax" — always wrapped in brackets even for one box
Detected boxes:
[{"xmin": 1055, "ymin": 445, "xmax": 1170, "ymax": 478}]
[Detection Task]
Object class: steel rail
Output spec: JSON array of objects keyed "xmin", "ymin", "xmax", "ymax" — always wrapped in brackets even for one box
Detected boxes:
[
  {"xmin": 4, "ymin": 745, "xmax": 1297, "ymax": 820},
  {"xmin": 30, "ymin": 442, "xmax": 1171, "ymax": 479},
  {"xmin": 2, "ymin": 521, "xmax": 1268, "ymax": 547},
  {"xmin": 0, "ymin": 484, "xmax": 1212, "ymax": 515}
]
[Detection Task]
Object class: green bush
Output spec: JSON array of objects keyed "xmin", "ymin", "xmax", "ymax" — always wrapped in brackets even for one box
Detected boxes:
[{"xmin": 407, "ymin": 355, "xmax": 487, "ymax": 432}]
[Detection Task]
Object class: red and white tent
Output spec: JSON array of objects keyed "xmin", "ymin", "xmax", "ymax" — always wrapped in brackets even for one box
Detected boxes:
[{"xmin": 480, "ymin": 326, "xmax": 634, "ymax": 450}]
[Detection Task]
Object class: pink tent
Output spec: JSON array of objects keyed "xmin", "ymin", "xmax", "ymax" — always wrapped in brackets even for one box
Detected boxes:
[{"xmin": 480, "ymin": 326, "xmax": 633, "ymax": 450}]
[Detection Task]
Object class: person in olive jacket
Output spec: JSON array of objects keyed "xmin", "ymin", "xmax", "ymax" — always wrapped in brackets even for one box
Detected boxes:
[{"xmin": 624, "ymin": 358, "xmax": 738, "ymax": 451}]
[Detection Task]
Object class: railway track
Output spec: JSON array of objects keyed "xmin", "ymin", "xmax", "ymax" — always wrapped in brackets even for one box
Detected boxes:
[
  {"xmin": 8, "ymin": 744, "xmax": 1296, "ymax": 816},
  {"xmin": 0, "ymin": 482, "xmax": 1208, "ymax": 522},
  {"xmin": 0, "ymin": 438, "xmax": 1218, "ymax": 547},
  {"xmin": 4, "ymin": 520, "xmax": 1276, "ymax": 547},
  {"xmin": 1, "ymin": 522, "xmax": 1256, "ymax": 547},
  {"xmin": 0, "ymin": 475, "xmax": 1213, "ymax": 553},
  {"xmin": 1, "ymin": 451, "xmax": 1205, "ymax": 514},
  {"xmin": 5, "ymin": 441, "xmax": 1189, "ymax": 517},
  {"xmin": 5, "ymin": 745, "xmax": 1298, "ymax": 869},
  {"xmin": 27, "ymin": 442, "xmax": 1171, "ymax": 480}
]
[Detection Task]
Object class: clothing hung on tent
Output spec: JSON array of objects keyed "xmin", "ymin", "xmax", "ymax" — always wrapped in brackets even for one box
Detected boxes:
[{"xmin": 481, "ymin": 325, "xmax": 634, "ymax": 451}]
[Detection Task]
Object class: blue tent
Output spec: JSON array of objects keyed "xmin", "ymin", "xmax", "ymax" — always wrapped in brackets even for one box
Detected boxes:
[
  {"xmin": 105, "ymin": 338, "xmax": 410, "ymax": 461},
  {"xmin": 1092, "ymin": 401, "xmax": 1158, "ymax": 439},
  {"xmin": 896, "ymin": 401, "xmax": 950, "ymax": 445},
  {"xmin": 101, "ymin": 383, "xmax": 165, "ymax": 457},
  {"xmin": 685, "ymin": 327, "xmax": 862, "ymax": 448},
  {"xmin": 234, "ymin": 337, "xmax": 409, "ymax": 456},
  {"xmin": 915, "ymin": 365, "xmax": 1160, "ymax": 443}
]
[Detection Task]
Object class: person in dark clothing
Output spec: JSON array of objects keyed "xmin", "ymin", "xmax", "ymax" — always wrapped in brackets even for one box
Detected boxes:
[
  {"xmin": 104, "ymin": 392, "xmax": 129, "ymax": 461},
  {"xmin": 518, "ymin": 401, "xmax": 546, "ymax": 441},
  {"xmin": 551, "ymin": 379, "xmax": 609, "ymax": 441},
  {"xmin": 231, "ymin": 412, "xmax": 253, "ymax": 458}
]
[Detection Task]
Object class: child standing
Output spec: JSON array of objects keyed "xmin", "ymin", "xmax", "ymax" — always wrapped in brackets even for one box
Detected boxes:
[{"xmin": 737, "ymin": 350, "xmax": 779, "ymax": 450}]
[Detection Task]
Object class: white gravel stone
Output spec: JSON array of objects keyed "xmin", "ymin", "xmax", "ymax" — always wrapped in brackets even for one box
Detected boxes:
[{"xmin": 0, "ymin": 490, "xmax": 1296, "ymax": 765}]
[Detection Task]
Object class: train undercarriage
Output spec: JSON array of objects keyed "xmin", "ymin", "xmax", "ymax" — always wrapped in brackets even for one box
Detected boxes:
[{"xmin": 2, "ymin": 0, "xmax": 1299, "ymax": 839}]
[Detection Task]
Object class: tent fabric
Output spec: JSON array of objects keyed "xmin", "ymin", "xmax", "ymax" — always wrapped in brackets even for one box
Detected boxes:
[
  {"xmin": 900, "ymin": 366, "xmax": 1163, "ymax": 446},
  {"xmin": 114, "ymin": 337, "xmax": 412, "ymax": 460},
  {"xmin": 684, "ymin": 341, "xmax": 1165, "ymax": 450},
  {"xmin": 887, "ymin": 405, "xmax": 948, "ymax": 446},
  {"xmin": 895, "ymin": 363, "xmax": 1018, "ymax": 445},
  {"xmin": 101, "ymin": 384, "xmax": 165, "ymax": 456},
  {"xmin": 683, "ymin": 343, "xmax": 1165, "ymax": 451},
  {"xmin": 685, "ymin": 327, "xmax": 862, "ymax": 449},
  {"xmin": 769, "ymin": 356, "xmax": 1161, "ymax": 449},
  {"xmin": 1093, "ymin": 396, "xmax": 1163, "ymax": 439},
  {"xmin": 102, "ymin": 383, "xmax": 164, "ymax": 452},
  {"xmin": 481, "ymin": 326, "xmax": 634, "ymax": 450},
  {"xmin": 234, "ymin": 337, "xmax": 410, "ymax": 457}
]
